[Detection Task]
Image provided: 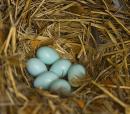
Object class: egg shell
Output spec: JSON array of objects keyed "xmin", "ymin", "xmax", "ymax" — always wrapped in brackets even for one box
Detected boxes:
[
  {"xmin": 26, "ymin": 58, "xmax": 47, "ymax": 77},
  {"xmin": 36, "ymin": 46, "xmax": 60, "ymax": 65},
  {"xmin": 33, "ymin": 71, "xmax": 59, "ymax": 89},
  {"xmin": 68, "ymin": 64, "xmax": 86, "ymax": 87},
  {"xmin": 50, "ymin": 59, "xmax": 71, "ymax": 78},
  {"xmin": 50, "ymin": 79, "xmax": 71, "ymax": 95}
]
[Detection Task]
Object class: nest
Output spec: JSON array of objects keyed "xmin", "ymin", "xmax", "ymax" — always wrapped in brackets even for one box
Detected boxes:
[{"xmin": 0, "ymin": 0, "xmax": 130, "ymax": 114}]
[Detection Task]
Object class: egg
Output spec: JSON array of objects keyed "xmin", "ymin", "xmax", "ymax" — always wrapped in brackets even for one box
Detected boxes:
[
  {"xmin": 68, "ymin": 64, "xmax": 86, "ymax": 87},
  {"xmin": 33, "ymin": 71, "xmax": 59, "ymax": 89},
  {"xmin": 36, "ymin": 46, "xmax": 60, "ymax": 65},
  {"xmin": 50, "ymin": 79, "xmax": 71, "ymax": 95},
  {"xmin": 50, "ymin": 59, "xmax": 71, "ymax": 78},
  {"xmin": 26, "ymin": 58, "xmax": 47, "ymax": 77}
]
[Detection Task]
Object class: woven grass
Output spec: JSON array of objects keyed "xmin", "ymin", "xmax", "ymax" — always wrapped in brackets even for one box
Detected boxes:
[{"xmin": 0, "ymin": 0, "xmax": 130, "ymax": 114}]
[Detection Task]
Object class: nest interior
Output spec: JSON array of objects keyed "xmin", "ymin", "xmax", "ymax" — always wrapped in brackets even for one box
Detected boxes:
[{"xmin": 0, "ymin": 0, "xmax": 130, "ymax": 114}]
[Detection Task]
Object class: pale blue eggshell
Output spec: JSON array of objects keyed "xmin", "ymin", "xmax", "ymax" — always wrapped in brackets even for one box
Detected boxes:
[
  {"xmin": 68, "ymin": 64, "xmax": 86, "ymax": 87},
  {"xmin": 36, "ymin": 46, "xmax": 60, "ymax": 65},
  {"xmin": 33, "ymin": 71, "xmax": 59, "ymax": 89},
  {"xmin": 50, "ymin": 79, "xmax": 71, "ymax": 94},
  {"xmin": 50, "ymin": 59, "xmax": 71, "ymax": 78},
  {"xmin": 26, "ymin": 58, "xmax": 47, "ymax": 77}
]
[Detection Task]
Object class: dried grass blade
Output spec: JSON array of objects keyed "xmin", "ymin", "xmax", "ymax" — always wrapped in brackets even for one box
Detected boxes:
[
  {"xmin": 106, "ymin": 10, "xmax": 130, "ymax": 34},
  {"xmin": 92, "ymin": 80, "xmax": 127, "ymax": 108}
]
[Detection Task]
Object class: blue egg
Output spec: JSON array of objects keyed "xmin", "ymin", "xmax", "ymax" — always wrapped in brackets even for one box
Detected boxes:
[
  {"xmin": 68, "ymin": 64, "xmax": 86, "ymax": 87},
  {"xmin": 50, "ymin": 79, "xmax": 71, "ymax": 94},
  {"xmin": 26, "ymin": 58, "xmax": 47, "ymax": 77},
  {"xmin": 36, "ymin": 46, "xmax": 60, "ymax": 65},
  {"xmin": 33, "ymin": 71, "xmax": 59, "ymax": 89},
  {"xmin": 50, "ymin": 59, "xmax": 71, "ymax": 78}
]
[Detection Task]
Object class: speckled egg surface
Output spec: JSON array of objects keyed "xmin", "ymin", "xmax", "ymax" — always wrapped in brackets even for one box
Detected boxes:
[
  {"xmin": 50, "ymin": 59, "xmax": 71, "ymax": 78},
  {"xmin": 50, "ymin": 79, "xmax": 71, "ymax": 94},
  {"xmin": 68, "ymin": 64, "xmax": 86, "ymax": 87},
  {"xmin": 36, "ymin": 46, "xmax": 60, "ymax": 65},
  {"xmin": 26, "ymin": 58, "xmax": 47, "ymax": 77},
  {"xmin": 34, "ymin": 71, "xmax": 59, "ymax": 89}
]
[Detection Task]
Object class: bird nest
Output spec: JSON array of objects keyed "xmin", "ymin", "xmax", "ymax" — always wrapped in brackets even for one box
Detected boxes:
[{"xmin": 0, "ymin": 0, "xmax": 130, "ymax": 114}]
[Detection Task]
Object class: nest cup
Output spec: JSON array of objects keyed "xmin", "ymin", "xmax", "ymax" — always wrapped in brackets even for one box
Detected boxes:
[{"xmin": 1, "ymin": 0, "xmax": 130, "ymax": 114}]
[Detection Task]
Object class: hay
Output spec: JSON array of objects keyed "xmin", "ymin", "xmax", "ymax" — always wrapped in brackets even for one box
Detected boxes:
[{"xmin": 0, "ymin": 0, "xmax": 130, "ymax": 114}]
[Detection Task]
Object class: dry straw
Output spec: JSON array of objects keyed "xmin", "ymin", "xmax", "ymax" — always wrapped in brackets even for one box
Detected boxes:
[{"xmin": 0, "ymin": 0, "xmax": 130, "ymax": 114}]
